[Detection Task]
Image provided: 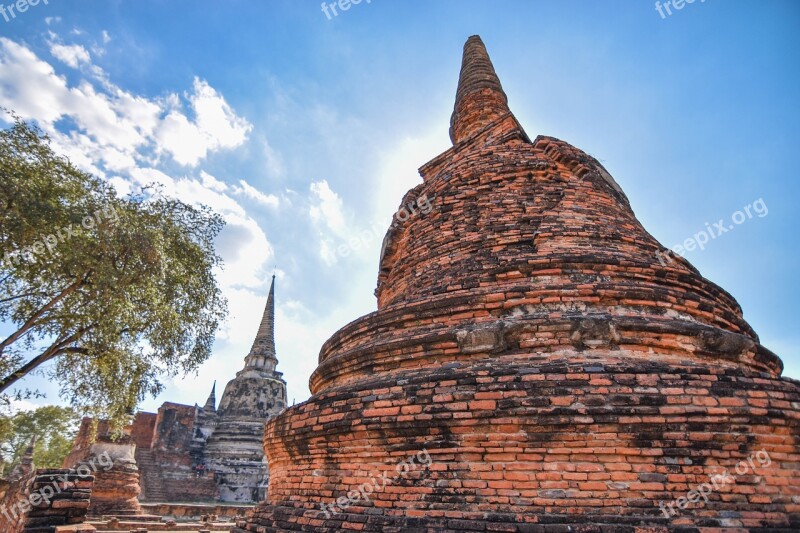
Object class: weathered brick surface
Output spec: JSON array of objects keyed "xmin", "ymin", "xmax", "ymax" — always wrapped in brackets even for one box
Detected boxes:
[
  {"xmin": 0, "ymin": 448, "xmax": 37, "ymax": 533},
  {"xmin": 241, "ymin": 359, "xmax": 800, "ymax": 532},
  {"xmin": 130, "ymin": 412, "xmax": 157, "ymax": 450},
  {"xmin": 137, "ymin": 402, "xmax": 218, "ymax": 503},
  {"xmin": 63, "ymin": 428, "xmax": 142, "ymax": 516},
  {"xmin": 139, "ymin": 501, "xmax": 253, "ymax": 519},
  {"xmin": 238, "ymin": 35, "xmax": 800, "ymax": 531},
  {"xmin": 1, "ymin": 465, "xmax": 95, "ymax": 533},
  {"xmin": 25, "ymin": 469, "xmax": 94, "ymax": 529}
]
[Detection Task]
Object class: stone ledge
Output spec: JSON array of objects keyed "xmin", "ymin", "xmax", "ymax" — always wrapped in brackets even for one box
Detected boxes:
[{"xmin": 54, "ymin": 525, "xmax": 96, "ymax": 533}]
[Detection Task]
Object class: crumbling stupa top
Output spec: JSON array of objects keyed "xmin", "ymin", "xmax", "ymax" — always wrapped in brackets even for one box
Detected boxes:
[
  {"xmin": 311, "ymin": 34, "xmax": 782, "ymax": 396},
  {"xmin": 450, "ymin": 35, "xmax": 516, "ymax": 144}
]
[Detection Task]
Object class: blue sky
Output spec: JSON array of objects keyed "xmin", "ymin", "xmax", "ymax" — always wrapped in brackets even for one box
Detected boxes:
[{"xmin": 1, "ymin": 0, "xmax": 798, "ymax": 413}]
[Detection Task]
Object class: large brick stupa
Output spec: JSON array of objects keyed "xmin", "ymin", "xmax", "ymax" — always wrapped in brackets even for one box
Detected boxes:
[{"xmin": 238, "ymin": 36, "xmax": 799, "ymax": 532}]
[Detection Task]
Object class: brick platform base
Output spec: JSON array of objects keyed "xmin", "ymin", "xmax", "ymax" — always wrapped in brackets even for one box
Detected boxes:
[{"xmin": 236, "ymin": 358, "xmax": 799, "ymax": 532}]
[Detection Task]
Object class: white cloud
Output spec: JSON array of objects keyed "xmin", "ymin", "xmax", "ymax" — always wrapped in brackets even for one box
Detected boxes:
[
  {"xmin": 372, "ymin": 128, "xmax": 449, "ymax": 223},
  {"xmin": 8, "ymin": 398, "xmax": 37, "ymax": 413},
  {"xmin": 154, "ymin": 78, "xmax": 253, "ymax": 167},
  {"xmin": 0, "ymin": 38, "xmax": 255, "ymax": 171},
  {"xmin": 200, "ymin": 170, "xmax": 230, "ymax": 193},
  {"xmin": 309, "ymin": 180, "xmax": 346, "ymax": 236},
  {"xmin": 155, "ymin": 110, "xmax": 213, "ymax": 166},
  {"xmin": 0, "ymin": 38, "xmax": 71, "ymax": 124},
  {"xmin": 102, "ymin": 30, "xmax": 111, "ymax": 44},
  {"xmin": 191, "ymin": 78, "xmax": 252, "ymax": 149},
  {"xmin": 309, "ymin": 180, "xmax": 351, "ymax": 266},
  {"xmin": 49, "ymin": 42, "xmax": 90, "ymax": 69},
  {"xmin": 215, "ymin": 213, "xmax": 273, "ymax": 289},
  {"xmin": 233, "ymin": 179, "xmax": 280, "ymax": 208}
]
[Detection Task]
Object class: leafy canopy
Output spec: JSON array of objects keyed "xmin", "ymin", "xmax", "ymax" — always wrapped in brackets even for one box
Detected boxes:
[
  {"xmin": 0, "ymin": 405, "xmax": 79, "ymax": 470},
  {"xmin": 0, "ymin": 116, "xmax": 228, "ymax": 428}
]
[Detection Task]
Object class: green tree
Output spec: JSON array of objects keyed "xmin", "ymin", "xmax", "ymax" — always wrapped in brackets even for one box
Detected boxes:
[
  {"xmin": 0, "ymin": 405, "xmax": 79, "ymax": 469},
  {"xmin": 0, "ymin": 116, "xmax": 228, "ymax": 427}
]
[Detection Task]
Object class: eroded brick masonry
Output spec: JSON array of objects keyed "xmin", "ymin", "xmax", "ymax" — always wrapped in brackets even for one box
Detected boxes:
[
  {"xmin": 237, "ymin": 36, "xmax": 800, "ymax": 532},
  {"xmin": 1, "ymin": 442, "xmax": 94, "ymax": 533}
]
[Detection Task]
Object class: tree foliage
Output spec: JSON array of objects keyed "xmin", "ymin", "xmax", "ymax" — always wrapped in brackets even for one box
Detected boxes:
[
  {"xmin": 0, "ymin": 115, "xmax": 228, "ymax": 428},
  {"xmin": 0, "ymin": 405, "xmax": 79, "ymax": 470}
]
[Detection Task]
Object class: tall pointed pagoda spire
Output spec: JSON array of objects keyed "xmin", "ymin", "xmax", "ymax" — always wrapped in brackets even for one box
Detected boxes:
[
  {"xmin": 203, "ymin": 381, "xmax": 216, "ymax": 411},
  {"xmin": 244, "ymin": 275, "xmax": 277, "ymax": 372},
  {"xmin": 205, "ymin": 274, "xmax": 287, "ymax": 504},
  {"xmin": 449, "ymin": 35, "xmax": 514, "ymax": 144}
]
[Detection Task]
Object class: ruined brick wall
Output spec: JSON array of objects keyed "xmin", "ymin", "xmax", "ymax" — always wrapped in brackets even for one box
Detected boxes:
[
  {"xmin": 66, "ymin": 404, "xmax": 218, "ymax": 505},
  {"xmin": 239, "ymin": 35, "xmax": 800, "ymax": 532},
  {"xmin": 137, "ymin": 402, "xmax": 217, "ymax": 502},
  {"xmin": 0, "ymin": 465, "xmax": 94, "ymax": 533},
  {"xmin": 61, "ymin": 418, "xmax": 105, "ymax": 470},
  {"xmin": 0, "ymin": 455, "xmax": 36, "ymax": 533},
  {"xmin": 151, "ymin": 402, "xmax": 197, "ymax": 454},
  {"xmin": 62, "ymin": 418, "xmax": 142, "ymax": 515},
  {"xmin": 141, "ymin": 501, "xmax": 254, "ymax": 519},
  {"xmin": 130, "ymin": 412, "xmax": 157, "ymax": 450},
  {"xmin": 24, "ymin": 469, "xmax": 93, "ymax": 530}
]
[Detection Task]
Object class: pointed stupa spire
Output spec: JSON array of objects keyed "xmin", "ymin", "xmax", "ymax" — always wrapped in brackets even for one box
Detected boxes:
[
  {"xmin": 244, "ymin": 275, "xmax": 277, "ymax": 372},
  {"xmin": 21, "ymin": 435, "xmax": 36, "ymax": 466},
  {"xmin": 449, "ymin": 35, "xmax": 514, "ymax": 145},
  {"xmin": 203, "ymin": 381, "xmax": 216, "ymax": 411}
]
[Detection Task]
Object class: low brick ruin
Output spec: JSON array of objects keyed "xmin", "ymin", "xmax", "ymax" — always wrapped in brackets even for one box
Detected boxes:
[
  {"xmin": 84, "ymin": 440, "xmax": 141, "ymax": 516},
  {"xmin": 25, "ymin": 469, "xmax": 95, "ymax": 531},
  {"xmin": 236, "ymin": 35, "xmax": 800, "ymax": 532},
  {"xmin": 1, "ymin": 442, "xmax": 95, "ymax": 533},
  {"xmin": 63, "ymin": 419, "xmax": 142, "ymax": 516}
]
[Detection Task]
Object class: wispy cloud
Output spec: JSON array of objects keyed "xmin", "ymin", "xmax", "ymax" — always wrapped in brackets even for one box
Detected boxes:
[
  {"xmin": 234, "ymin": 179, "xmax": 280, "ymax": 208},
  {"xmin": 49, "ymin": 43, "xmax": 91, "ymax": 68}
]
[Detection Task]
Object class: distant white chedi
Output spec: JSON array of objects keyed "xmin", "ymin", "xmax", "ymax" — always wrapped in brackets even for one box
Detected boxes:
[{"xmin": 200, "ymin": 275, "xmax": 288, "ymax": 502}]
